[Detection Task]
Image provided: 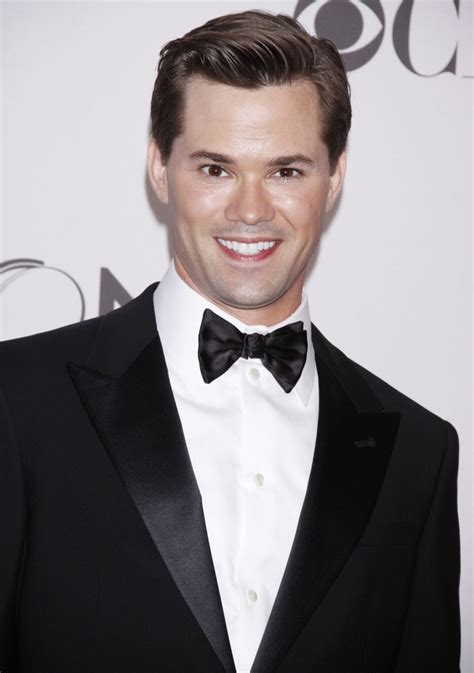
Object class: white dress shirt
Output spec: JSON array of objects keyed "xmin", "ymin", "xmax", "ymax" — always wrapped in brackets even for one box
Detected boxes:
[{"xmin": 153, "ymin": 261, "xmax": 319, "ymax": 673}]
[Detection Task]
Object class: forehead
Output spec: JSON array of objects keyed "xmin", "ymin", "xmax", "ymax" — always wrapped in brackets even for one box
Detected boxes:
[{"xmin": 176, "ymin": 76, "xmax": 324, "ymax": 158}]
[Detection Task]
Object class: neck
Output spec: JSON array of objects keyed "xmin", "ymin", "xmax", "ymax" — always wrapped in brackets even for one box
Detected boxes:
[{"xmin": 209, "ymin": 300, "xmax": 301, "ymax": 327}]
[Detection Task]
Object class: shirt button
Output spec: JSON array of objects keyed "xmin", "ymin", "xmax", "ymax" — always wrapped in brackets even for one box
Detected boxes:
[
  {"xmin": 248, "ymin": 367, "xmax": 260, "ymax": 382},
  {"xmin": 254, "ymin": 473, "xmax": 265, "ymax": 487},
  {"xmin": 247, "ymin": 589, "xmax": 258, "ymax": 603}
]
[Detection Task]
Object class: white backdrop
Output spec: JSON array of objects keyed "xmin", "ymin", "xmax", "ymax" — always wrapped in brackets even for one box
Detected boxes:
[{"xmin": 1, "ymin": 0, "xmax": 472, "ymax": 669}]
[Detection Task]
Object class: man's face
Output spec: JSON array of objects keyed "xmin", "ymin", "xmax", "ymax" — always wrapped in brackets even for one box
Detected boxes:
[{"xmin": 148, "ymin": 77, "xmax": 345, "ymax": 324}]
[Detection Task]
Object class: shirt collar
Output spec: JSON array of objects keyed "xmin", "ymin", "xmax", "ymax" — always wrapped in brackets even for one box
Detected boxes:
[{"xmin": 153, "ymin": 260, "xmax": 316, "ymax": 406}]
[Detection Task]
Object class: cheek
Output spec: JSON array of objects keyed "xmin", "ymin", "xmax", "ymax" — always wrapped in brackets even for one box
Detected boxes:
[
  {"xmin": 171, "ymin": 177, "xmax": 228, "ymax": 230},
  {"xmin": 277, "ymin": 189, "xmax": 327, "ymax": 237}
]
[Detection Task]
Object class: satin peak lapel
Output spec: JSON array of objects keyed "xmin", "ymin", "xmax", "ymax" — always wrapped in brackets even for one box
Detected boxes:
[
  {"xmin": 250, "ymin": 326, "xmax": 400, "ymax": 673},
  {"xmin": 67, "ymin": 288, "xmax": 235, "ymax": 673}
]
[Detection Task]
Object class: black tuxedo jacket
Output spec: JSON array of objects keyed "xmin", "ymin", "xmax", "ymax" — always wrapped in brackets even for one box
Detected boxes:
[{"xmin": 0, "ymin": 283, "xmax": 460, "ymax": 672}]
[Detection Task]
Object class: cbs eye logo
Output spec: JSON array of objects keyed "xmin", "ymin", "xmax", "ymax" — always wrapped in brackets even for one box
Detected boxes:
[
  {"xmin": 295, "ymin": 0, "xmax": 385, "ymax": 71},
  {"xmin": 294, "ymin": 0, "xmax": 468, "ymax": 76}
]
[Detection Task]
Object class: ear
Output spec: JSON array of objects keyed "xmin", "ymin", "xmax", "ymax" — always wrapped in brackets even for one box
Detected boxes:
[
  {"xmin": 326, "ymin": 150, "xmax": 346, "ymax": 213},
  {"xmin": 147, "ymin": 138, "xmax": 169, "ymax": 204}
]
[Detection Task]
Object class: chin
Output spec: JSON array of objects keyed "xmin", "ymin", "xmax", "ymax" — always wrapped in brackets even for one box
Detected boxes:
[{"xmin": 211, "ymin": 285, "xmax": 283, "ymax": 311}]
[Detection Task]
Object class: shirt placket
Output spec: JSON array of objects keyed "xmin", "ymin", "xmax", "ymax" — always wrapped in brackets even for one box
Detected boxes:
[{"xmin": 233, "ymin": 357, "xmax": 274, "ymax": 670}]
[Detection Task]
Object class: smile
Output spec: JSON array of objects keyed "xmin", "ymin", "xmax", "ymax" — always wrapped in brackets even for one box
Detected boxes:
[{"xmin": 217, "ymin": 238, "xmax": 277, "ymax": 256}]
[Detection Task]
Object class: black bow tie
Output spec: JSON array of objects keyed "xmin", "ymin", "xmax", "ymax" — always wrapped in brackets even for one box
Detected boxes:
[{"xmin": 198, "ymin": 308, "xmax": 307, "ymax": 393}]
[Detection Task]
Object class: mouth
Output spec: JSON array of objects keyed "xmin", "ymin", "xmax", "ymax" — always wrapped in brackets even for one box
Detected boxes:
[{"xmin": 216, "ymin": 237, "xmax": 279, "ymax": 261}]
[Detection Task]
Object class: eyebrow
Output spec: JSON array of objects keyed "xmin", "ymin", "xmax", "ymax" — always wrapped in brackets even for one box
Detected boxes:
[{"xmin": 188, "ymin": 150, "xmax": 315, "ymax": 168}]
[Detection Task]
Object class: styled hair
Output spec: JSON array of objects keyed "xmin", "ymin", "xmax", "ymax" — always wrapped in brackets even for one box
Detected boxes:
[{"xmin": 150, "ymin": 10, "xmax": 351, "ymax": 172}]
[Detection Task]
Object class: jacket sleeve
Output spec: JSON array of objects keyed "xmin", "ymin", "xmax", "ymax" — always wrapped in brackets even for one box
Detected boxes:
[
  {"xmin": 0, "ymin": 386, "xmax": 27, "ymax": 670},
  {"xmin": 394, "ymin": 420, "xmax": 461, "ymax": 673}
]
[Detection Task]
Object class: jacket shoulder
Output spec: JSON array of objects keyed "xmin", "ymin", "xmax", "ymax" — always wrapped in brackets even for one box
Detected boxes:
[
  {"xmin": 315, "ymin": 325, "xmax": 454, "ymax": 431},
  {"xmin": 0, "ymin": 282, "xmax": 158, "ymax": 388},
  {"xmin": 0, "ymin": 315, "xmax": 102, "ymax": 385}
]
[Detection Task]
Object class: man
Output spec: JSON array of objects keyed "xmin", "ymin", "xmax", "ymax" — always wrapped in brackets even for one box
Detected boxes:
[{"xmin": 0, "ymin": 9, "xmax": 460, "ymax": 673}]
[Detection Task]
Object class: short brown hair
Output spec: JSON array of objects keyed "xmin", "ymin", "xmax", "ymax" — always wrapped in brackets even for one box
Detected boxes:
[{"xmin": 150, "ymin": 10, "xmax": 351, "ymax": 172}]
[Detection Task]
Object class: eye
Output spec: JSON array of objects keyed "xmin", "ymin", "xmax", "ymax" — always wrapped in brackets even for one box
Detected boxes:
[
  {"xmin": 275, "ymin": 167, "xmax": 302, "ymax": 179},
  {"xmin": 201, "ymin": 164, "xmax": 228, "ymax": 178}
]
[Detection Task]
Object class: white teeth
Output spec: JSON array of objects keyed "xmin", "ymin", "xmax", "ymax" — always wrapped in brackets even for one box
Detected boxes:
[{"xmin": 217, "ymin": 238, "xmax": 277, "ymax": 256}]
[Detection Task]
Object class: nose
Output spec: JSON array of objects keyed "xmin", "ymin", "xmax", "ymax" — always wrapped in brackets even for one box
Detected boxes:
[{"xmin": 224, "ymin": 178, "xmax": 275, "ymax": 226}]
